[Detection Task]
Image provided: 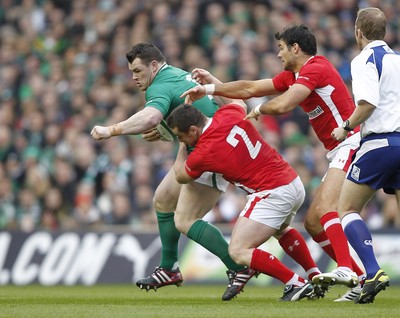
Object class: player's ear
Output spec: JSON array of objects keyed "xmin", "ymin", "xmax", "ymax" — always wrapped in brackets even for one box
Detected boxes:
[
  {"xmin": 355, "ymin": 28, "xmax": 362, "ymax": 39},
  {"xmin": 151, "ymin": 61, "xmax": 158, "ymax": 73},
  {"xmin": 190, "ymin": 126, "xmax": 199, "ymax": 136}
]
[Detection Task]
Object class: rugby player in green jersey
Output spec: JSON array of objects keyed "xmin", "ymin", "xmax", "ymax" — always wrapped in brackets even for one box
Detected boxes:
[{"xmin": 90, "ymin": 43, "xmax": 255, "ymax": 300}]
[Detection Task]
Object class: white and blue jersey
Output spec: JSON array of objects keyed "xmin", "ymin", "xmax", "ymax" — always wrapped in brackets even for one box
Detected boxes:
[
  {"xmin": 348, "ymin": 41, "xmax": 400, "ymax": 193},
  {"xmin": 351, "ymin": 40, "xmax": 400, "ymax": 137}
]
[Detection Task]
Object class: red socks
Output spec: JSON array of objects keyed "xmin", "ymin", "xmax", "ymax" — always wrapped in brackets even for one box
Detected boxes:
[
  {"xmin": 250, "ymin": 248, "xmax": 305, "ymax": 285},
  {"xmin": 318, "ymin": 211, "xmax": 353, "ymax": 269},
  {"xmin": 313, "ymin": 228, "xmax": 364, "ymax": 277},
  {"xmin": 278, "ymin": 228, "xmax": 320, "ymax": 279}
]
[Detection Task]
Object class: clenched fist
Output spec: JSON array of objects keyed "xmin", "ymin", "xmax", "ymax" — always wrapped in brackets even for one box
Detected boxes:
[{"xmin": 91, "ymin": 126, "xmax": 111, "ymax": 140}]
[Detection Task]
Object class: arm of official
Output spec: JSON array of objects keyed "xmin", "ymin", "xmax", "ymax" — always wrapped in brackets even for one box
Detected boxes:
[
  {"xmin": 331, "ymin": 100, "xmax": 376, "ymax": 141},
  {"xmin": 351, "ymin": 100, "xmax": 376, "ymax": 124}
]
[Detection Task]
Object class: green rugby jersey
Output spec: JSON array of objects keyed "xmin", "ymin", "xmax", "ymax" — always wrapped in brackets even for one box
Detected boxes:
[{"xmin": 144, "ymin": 64, "xmax": 219, "ymax": 119}]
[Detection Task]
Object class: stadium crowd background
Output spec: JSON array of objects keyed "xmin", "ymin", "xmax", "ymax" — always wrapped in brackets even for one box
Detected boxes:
[{"xmin": 0, "ymin": 0, "xmax": 399, "ymax": 232}]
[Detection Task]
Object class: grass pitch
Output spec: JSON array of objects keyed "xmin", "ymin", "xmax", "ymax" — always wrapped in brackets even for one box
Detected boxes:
[{"xmin": 0, "ymin": 284, "xmax": 398, "ymax": 318}]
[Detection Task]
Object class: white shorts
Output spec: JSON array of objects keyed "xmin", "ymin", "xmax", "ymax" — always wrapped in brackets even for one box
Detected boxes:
[
  {"xmin": 239, "ymin": 176, "xmax": 305, "ymax": 229},
  {"xmin": 326, "ymin": 131, "xmax": 360, "ymax": 170},
  {"xmin": 194, "ymin": 171, "xmax": 229, "ymax": 192}
]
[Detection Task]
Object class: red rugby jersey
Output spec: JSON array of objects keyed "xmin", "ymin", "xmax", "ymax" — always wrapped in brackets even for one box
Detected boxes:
[
  {"xmin": 273, "ymin": 55, "xmax": 357, "ymax": 150},
  {"xmin": 185, "ymin": 104, "xmax": 297, "ymax": 193}
]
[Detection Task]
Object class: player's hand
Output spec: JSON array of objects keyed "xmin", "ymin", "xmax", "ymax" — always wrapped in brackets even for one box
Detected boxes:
[
  {"xmin": 180, "ymin": 86, "xmax": 206, "ymax": 105},
  {"xmin": 331, "ymin": 127, "xmax": 347, "ymax": 141},
  {"xmin": 142, "ymin": 128, "xmax": 161, "ymax": 142},
  {"xmin": 244, "ymin": 108, "xmax": 260, "ymax": 121},
  {"xmin": 91, "ymin": 125, "xmax": 111, "ymax": 140},
  {"xmin": 192, "ymin": 68, "xmax": 215, "ymax": 84}
]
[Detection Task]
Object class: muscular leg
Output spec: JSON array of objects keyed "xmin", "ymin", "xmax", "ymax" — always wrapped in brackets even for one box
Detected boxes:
[
  {"xmin": 229, "ymin": 217, "xmax": 305, "ymax": 285},
  {"xmin": 229, "ymin": 216, "xmax": 276, "ymax": 265},
  {"xmin": 340, "ymin": 181, "xmax": 379, "ymax": 278},
  {"xmin": 136, "ymin": 169, "xmax": 244, "ymax": 292},
  {"xmin": 275, "ymin": 227, "xmax": 321, "ymax": 280},
  {"xmin": 173, "ymin": 181, "xmax": 221, "ymax": 233},
  {"xmin": 174, "ymin": 181, "xmax": 244, "ymax": 271},
  {"xmin": 152, "ymin": 168, "xmax": 182, "ymax": 269},
  {"xmin": 154, "ymin": 167, "xmax": 181, "ymax": 212},
  {"xmin": 304, "ymin": 168, "xmax": 345, "ymax": 236},
  {"xmin": 305, "ymin": 168, "xmax": 362, "ymax": 274}
]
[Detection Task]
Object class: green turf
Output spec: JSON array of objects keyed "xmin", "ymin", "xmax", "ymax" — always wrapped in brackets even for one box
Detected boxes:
[{"xmin": 0, "ymin": 284, "xmax": 398, "ymax": 318}]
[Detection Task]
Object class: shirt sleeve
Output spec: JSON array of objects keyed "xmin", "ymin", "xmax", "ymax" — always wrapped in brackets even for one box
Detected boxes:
[
  {"xmin": 185, "ymin": 136, "xmax": 217, "ymax": 180},
  {"xmin": 145, "ymin": 84, "xmax": 173, "ymax": 116},
  {"xmin": 272, "ymin": 71, "xmax": 292, "ymax": 92},
  {"xmin": 295, "ymin": 64, "xmax": 321, "ymax": 91},
  {"xmin": 185, "ymin": 151, "xmax": 204, "ymax": 179},
  {"xmin": 351, "ymin": 54, "xmax": 380, "ymax": 107}
]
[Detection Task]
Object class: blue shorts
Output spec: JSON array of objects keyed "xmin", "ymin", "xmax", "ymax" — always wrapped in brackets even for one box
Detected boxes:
[{"xmin": 347, "ymin": 132, "xmax": 400, "ymax": 194}]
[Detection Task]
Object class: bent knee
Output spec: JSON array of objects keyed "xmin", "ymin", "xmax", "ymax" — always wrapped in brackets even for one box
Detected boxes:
[
  {"xmin": 153, "ymin": 190, "xmax": 177, "ymax": 212},
  {"xmin": 304, "ymin": 211, "xmax": 324, "ymax": 236},
  {"xmin": 173, "ymin": 213, "xmax": 196, "ymax": 235}
]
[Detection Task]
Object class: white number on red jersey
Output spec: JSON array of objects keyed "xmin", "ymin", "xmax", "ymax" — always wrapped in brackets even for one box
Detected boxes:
[{"xmin": 226, "ymin": 125, "xmax": 261, "ymax": 159}]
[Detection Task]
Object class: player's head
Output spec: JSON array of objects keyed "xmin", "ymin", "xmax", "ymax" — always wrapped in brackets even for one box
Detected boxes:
[
  {"xmin": 274, "ymin": 25, "xmax": 317, "ymax": 71},
  {"xmin": 275, "ymin": 25, "xmax": 317, "ymax": 56},
  {"xmin": 126, "ymin": 43, "xmax": 166, "ymax": 65},
  {"xmin": 167, "ymin": 104, "xmax": 207, "ymax": 147},
  {"xmin": 355, "ymin": 7, "xmax": 386, "ymax": 49},
  {"xmin": 126, "ymin": 43, "xmax": 166, "ymax": 91}
]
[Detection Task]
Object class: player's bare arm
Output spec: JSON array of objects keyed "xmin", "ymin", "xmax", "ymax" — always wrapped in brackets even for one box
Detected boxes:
[
  {"xmin": 245, "ymin": 83, "xmax": 311, "ymax": 120},
  {"xmin": 178, "ymin": 68, "xmax": 221, "ymax": 104},
  {"xmin": 91, "ymin": 106, "xmax": 163, "ymax": 140},
  {"xmin": 190, "ymin": 68, "xmax": 248, "ymax": 110},
  {"xmin": 180, "ymin": 78, "xmax": 278, "ymax": 105},
  {"xmin": 331, "ymin": 100, "xmax": 376, "ymax": 141},
  {"xmin": 174, "ymin": 143, "xmax": 194, "ymax": 184},
  {"xmin": 191, "ymin": 68, "xmax": 222, "ymax": 85}
]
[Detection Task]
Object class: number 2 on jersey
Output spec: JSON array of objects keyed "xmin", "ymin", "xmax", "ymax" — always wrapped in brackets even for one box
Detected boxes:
[{"xmin": 226, "ymin": 125, "xmax": 261, "ymax": 159}]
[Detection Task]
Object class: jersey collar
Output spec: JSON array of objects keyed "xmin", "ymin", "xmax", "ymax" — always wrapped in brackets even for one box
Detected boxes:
[
  {"xmin": 202, "ymin": 118, "xmax": 213, "ymax": 133},
  {"xmin": 363, "ymin": 40, "xmax": 387, "ymax": 51},
  {"xmin": 295, "ymin": 56, "xmax": 314, "ymax": 79},
  {"xmin": 154, "ymin": 63, "xmax": 169, "ymax": 79}
]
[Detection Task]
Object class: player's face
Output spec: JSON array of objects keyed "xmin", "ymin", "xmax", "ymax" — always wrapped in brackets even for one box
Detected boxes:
[
  {"xmin": 277, "ymin": 40, "xmax": 296, "ymax": 71},
  {"xmin": 171, "ymin": 126, "xmax": 199, "ymax": 147},
  {"xmin": 128, "ymin": 58, "xmax": 156, "ymax": 91}
]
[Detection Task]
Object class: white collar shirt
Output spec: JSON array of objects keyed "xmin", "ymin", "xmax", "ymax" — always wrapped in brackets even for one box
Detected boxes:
[{"xmin": 351, "ymin": 40, "xmax": 400, "ymax": 137}]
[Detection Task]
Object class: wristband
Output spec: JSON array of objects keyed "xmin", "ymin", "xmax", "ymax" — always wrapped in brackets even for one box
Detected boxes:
[
  {"xmin": 203, "ymin": 84, "xmax": 215, "ymax": 95},
  {"xmin": 254, "ymin": 103, "xmax": 262, "ymax": 116},
  {"xmin": 110, "ymin": 124, "xmax": 121, "ymax": 136}
]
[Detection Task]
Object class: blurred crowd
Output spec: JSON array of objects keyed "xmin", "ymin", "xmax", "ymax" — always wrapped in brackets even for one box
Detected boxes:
[{"xmin": 0, "ymin": 0, "xmax": 399, "ymax": 232}]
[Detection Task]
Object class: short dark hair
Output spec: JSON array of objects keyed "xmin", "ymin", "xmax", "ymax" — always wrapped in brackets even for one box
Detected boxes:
[
  {"xmin": 356, "ymin": 7, "xmax": 386, "ymax": 41},
  {"xmin": 275, "ymin": 25, "xmax": 317, "ymax": 56},
  {"xmin": 126, "ymin": 43, "xmax": 166, "ymax": 64},
  {"xmin": 167, "ymin": 104, "xmax": 207, "ymax": 133}
]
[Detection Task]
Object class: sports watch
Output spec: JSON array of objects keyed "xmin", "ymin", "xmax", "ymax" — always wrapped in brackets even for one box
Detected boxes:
[{"xmin": 342, "ymin": 120, "xmax": 353, "ymax": 132}]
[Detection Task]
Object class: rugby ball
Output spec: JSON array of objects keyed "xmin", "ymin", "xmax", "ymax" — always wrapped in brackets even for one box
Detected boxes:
[{"xmin": 155, "ymin": 120, "xmax": 175, "ymax": 142}]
